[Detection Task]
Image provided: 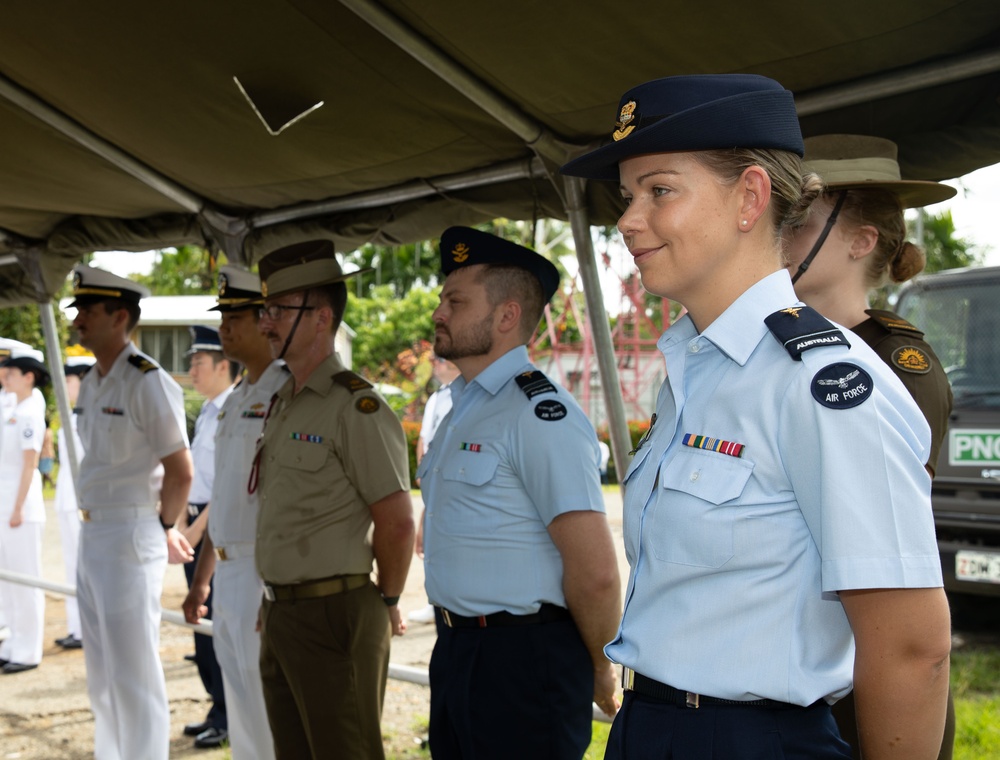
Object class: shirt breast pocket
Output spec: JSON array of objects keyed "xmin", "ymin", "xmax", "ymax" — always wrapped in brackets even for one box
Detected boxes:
[
  {"xmin": 276, "ymin": 439, "xmax": 329, "ymax": 473},
  {"xmin": 649, "ymin": 448, "xmax": 754, "ymax": 568},
  {"xmin": 440, "ymin": 450, "xmax": 499, "ymax": 488}
]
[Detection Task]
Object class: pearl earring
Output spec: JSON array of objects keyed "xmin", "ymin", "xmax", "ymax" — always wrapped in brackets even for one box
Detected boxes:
[{"xmin": 741, "ymin": 220, "xmax": 748, "ymax": 227}]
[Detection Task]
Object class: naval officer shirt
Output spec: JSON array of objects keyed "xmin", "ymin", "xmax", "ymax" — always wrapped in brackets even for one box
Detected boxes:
[
  {"xmin": 608, "ymin": 269, "xmax": 941, "ymax": 707},
  {"xmin": 209, "ymin": 361, "xmax": 286, "ymax": 547},
  {"xmin": 76, "ymin": 344, "xmax": 188, "ymax": 510}
]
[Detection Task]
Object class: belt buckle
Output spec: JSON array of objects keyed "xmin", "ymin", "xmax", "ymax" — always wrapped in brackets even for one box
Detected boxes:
[
  {"xmin": 187, "ymin": 503, "xmax": 199, "ymax": 517},
  {"xmin": 686, "ymin": 692, "xmax": 700, "ymax": 709},
  {"xmin": 622, "ymin": 667, "xmax": 635, "ymax": 691},
  {"xmin": 263, "ymin": 584, "xmax": 275, "ymax": 602},
  {"xmin": 80, "ymin": 509, "xmax": 92, "ymax": 522},
  {"xmin": 215, "ymin": 547, "xmax": 228, "ymax": 561},
  {"xmin": 441, "ymin": 609, "xmax": 453, "ymax": 628}
]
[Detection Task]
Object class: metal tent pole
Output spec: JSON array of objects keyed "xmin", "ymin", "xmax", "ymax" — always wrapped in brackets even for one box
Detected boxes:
[
  {"xmin": 38, "ymin": 302, "xmax": 81, "ymax": 500},
  {"xmin": 564, "ymin": 177, "xmax": 631, "ymax": 488}
]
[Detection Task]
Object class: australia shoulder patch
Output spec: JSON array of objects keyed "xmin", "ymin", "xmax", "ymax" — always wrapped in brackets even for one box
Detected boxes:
[
  {"xmin": 811, "ymin": 362, "xmax": 873, "ymax": 409},
  {"xmin": 891, "ymin": 345, "xmax": 932, "ymax": 374},
  {"xmin": 765, "ymin": 306, "xmax": 849, "ymax": 360},
  {"xmin": 534, "ymin": 398, "xmax": 567, "ymax": 422},
  {"xmin": 127, "ymin": 354, "xmax": 159, "ymax": 373}
]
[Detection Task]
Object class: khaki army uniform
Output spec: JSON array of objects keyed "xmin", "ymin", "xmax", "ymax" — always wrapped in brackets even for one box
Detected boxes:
[
  {"xmin": 254, "ymin": 353, "xmax": 409, "ymax": 760},
  {"xmin": 851, "ymin": 309, "xmax": 954, "ymax": 475}
]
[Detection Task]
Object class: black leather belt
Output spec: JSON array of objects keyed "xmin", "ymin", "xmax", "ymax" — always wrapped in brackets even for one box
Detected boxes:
[
  {"xmin": 436, "ymin": 602, "xmax": 571, "ymax": 629},
  {"xmin": 624, "ymin": 668, "xmax": 792, "ymax": 709},
  {"xmin": 187, "ymin": 502, "xmax": 208, "ymax": 517},
  {"xmin": 263, "ymin": 574, "xmax": 370, "ymax": 602}
]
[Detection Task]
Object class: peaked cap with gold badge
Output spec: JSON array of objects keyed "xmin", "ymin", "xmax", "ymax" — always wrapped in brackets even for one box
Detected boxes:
[
  {"xmin": 560, "ymin": 73, "xmax": 803, "ymax": 181},
  {"xmin": 68, "ymin": 265, "xmax": 151, "ymax": 308},
  {"xmin": 257, "ymin": 240, "xmax": 370, "ymax": 299},
  {"xmin": 803, "ymin": 134, "xmax": 957, "ymax": 209},
  {"xmin": 210, "ymin": 265, "xmax": 265, "ymax": 312},
  {"xmin": 439, "ymin": 226, "xmax": 560, "ymax": 304}
]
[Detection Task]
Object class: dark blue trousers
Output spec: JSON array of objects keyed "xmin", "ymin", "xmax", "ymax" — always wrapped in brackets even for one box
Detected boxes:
[
  {"xmin": 183, "ymin": 505, "xmax": 227, "ymax": 730},
  {"xmin": 429, "ymin": 614, "xmax": 593, "ymax": 760},
  {"xmin": 604, "ymin": 690, "xmax": 851, "ymax": 760}
]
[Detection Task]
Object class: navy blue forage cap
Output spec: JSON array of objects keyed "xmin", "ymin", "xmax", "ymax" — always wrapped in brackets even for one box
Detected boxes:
[
  {"xmin": 439, "ymin": 226, "xmax": 560, "ymax": 303},
  {"xmin": 560, "ymin": 73, "xmax": 804, "ymax": 181},
  {"xmin": 187, "ymin": 325, "xmax": 222, "ymax": 355}
]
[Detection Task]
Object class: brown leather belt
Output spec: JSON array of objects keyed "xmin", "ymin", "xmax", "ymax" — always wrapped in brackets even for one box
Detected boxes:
[{"xmin": 262, "ymin": 573, "xmax": 370, "ymax": 602}]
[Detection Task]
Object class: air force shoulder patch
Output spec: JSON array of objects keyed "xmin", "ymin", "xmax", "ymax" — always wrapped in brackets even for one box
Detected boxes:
[{"xmin": 811, "ymin": 363, "xmax": 873, "ymax": 409}]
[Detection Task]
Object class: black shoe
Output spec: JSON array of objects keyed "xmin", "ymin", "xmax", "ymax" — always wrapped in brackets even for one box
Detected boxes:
[
  {"xmin": 183, "ymin": 652, "xmax": 197, "ymax": 662},
  {"xmin": 0, "ymin": 658, "xmax": 8, "ymax": 667},
  {"xmin": 194, "ymin": 727, "xmax": 228, "ymax": 749},
  {"xmin": 183, "ymin": 720, "xmax": 212, "ymax": 737},
  {"xmin": 56, "ymin": 635, "xmax": 83, "ymax": 649},
  {"xmin": 2, "ymin": 662, "xmax": 38, "ymax": 674}
]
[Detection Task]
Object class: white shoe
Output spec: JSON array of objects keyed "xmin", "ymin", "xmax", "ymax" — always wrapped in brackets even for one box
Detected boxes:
[{"xmin": 407, "ymin": 604, "xmax": 436, "ymax": 624}]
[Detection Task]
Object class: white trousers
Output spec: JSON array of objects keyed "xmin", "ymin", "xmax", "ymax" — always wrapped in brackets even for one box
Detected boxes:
[
  {"xmin": 77, "ymin": 516, "xmax": 169, "ymax": 760},
  {"xmin": 57, "ymin": 508, "xmax": 82, "ymax": 638},
  {"xmin": 0, "ymin": 521, "xmax": 44, "ymax": 665},
  {"xmin": 213, "ymin": 554, "xmax": 275, "ymax": 760}
]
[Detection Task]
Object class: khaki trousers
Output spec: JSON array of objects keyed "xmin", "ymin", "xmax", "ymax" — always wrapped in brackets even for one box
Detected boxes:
[{"xmin": 259, "ymin": 580, "xmax": 390, "ymax": 760}]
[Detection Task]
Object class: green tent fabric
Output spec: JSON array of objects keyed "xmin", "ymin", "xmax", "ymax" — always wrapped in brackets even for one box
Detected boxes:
[{"xmin": 0, "ymin": 0, "xmax": 999, "ymax": 304}]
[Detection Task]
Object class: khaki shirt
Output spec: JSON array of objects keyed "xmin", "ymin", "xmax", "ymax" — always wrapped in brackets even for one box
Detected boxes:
[
  {"xmin": 255, "ymin": 354, "xmax": 409, "ymax": 584},
  {"xmin": 853, "ymin": 309, "xmax": 954, "ymax": 476}
]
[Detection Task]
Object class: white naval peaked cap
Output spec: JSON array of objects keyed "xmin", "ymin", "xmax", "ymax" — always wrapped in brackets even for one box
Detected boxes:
[{"xmin": 69, "ymin": 264, "xmax": 151, "ymax": 308}]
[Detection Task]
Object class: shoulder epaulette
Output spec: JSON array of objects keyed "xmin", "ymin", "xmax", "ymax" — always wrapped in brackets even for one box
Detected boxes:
[
  {"xmin": 514, "ymin": 369, "xmax": 557, "ymax": 399},
  {"xmin": 865, "ymin": 309, "xmax": 924, "ymax": 337},
  {"xmin": 764, "ymin": 305, "xmax": 850, "ymax": 361},
  {"xmin": 332, "ymin": 371, "xmax": 373, "ymax": 393},
  {"xmin": 127, "ymin": 354, "xmax": 159, "ymax": 373}
]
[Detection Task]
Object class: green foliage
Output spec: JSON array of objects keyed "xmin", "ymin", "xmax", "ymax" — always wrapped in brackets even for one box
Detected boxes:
[
  {"xmin": 345, "ymin": 284, "xmax": 438, "ymax": 389},
  {"xmin": 134, "ymin": 245, "xmax": 220, "ymax": 295},
  {"xmin": 919, "ymin": 209, "xmax": 984, "ymax": 274}
]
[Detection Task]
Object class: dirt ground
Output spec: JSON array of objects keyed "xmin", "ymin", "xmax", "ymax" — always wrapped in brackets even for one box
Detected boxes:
[{"xmin": 0, "ymin": 492, "xmax": 627, "ymax": 759}]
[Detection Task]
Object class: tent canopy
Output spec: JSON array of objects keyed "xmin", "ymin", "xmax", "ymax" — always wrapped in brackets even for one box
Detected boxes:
[{"xmin": 1, "ymin": 0, "xmax": 1000, "ymax": 304}]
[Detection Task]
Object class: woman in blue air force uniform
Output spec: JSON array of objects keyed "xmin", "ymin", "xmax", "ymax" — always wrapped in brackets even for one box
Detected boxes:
[{"xmin": 560, "ymin": 74, "xmax": 950, "ymax": 760}]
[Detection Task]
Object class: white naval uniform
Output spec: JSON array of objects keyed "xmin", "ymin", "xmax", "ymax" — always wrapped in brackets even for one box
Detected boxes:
[
  {"xmin": 0, "ymin": 394, "xmax": 46, "ymax": 666},
  {"xmin": 55, "ymin": 414, "xmax": 84, "ymax": 640},
  {"xmin": 76, "ymin": 344, "xmax": 188, "ymax": 760},
  {"xmin": 208, "ymin": 361, "xmax": 285, "ymax": 760}
]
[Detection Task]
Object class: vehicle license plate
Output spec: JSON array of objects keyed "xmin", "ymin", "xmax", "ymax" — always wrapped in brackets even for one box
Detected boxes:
[{"xmin": 956, "ymin": 550, "xmax": 1000, "ymax": 584}]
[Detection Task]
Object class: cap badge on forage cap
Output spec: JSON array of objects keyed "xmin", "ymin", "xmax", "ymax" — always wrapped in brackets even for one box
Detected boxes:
[
  {"xmin": 560, "ymin": 73, "xmax": 804, "ymax": 181},
  {"xmin": 438, "ymin": 227, "xmax": 560, "ymax": 304}
]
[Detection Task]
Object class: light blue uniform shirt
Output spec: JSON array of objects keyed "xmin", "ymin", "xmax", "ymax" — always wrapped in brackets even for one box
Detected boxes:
[
  {"xmin": 419, "ymin": 345, "xmax": 605, "ymax": 617},
  {"xmin": 608, "ymin": 270, "xmax": 942, "ymax": 706}
]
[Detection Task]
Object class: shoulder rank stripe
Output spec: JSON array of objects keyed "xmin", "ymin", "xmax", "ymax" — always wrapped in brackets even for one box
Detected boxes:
[
  {"xmin": 866, "ymin": 309, "xmax": 924, "ymax": 336},
  {"xmin": 127, "ymin": 354, "xmax": 159, "ymax": 373},
  {"xmin": 332, "ymin": 371, "xmax": 373, "ymax": 393},
  {"xmin": 682, "ymin": 433, "xmax": 745, "ymax": 458},
  {"xmin": 764, "ymin": 305, "xmax": 849, "ymax": 361},
  {"xmin": 514, "ymin": 370, "xmax": 557, "ymax": 399}
]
